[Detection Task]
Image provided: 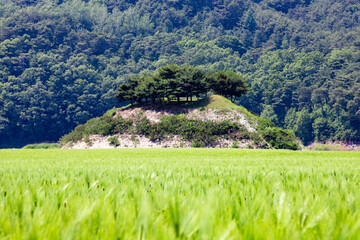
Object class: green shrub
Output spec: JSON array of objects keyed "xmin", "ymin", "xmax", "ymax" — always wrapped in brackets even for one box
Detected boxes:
[
  {"xmin": 86, "ymin": 115, "xmax": 132, "ymax": 135},
  {"xmin": 192, "ymin": 141, "xmax": 205, "ymax": 148},
  {"xmin": 136, "ymin": 115, "xmax": 242, "ymax": 147},
  {"xmin": 135, "ymin": 113, "xmax": 152, "ymax": 136},
  {"xmin": 60, "ymin": 115, "xmax": 133, "ymax": 144},
  {"xmin": 84, "ymin": 135, "xmax": 93, "ymax": 146},
  {"xmin": 231, "ymin": 141, "xmax": 239, "ymax": 148},
  {"xmin": 108, "ymin": 137, "xmax": 120, "ymax": 147},
  {"xmin": 255, "ymin": 117, "xmax": 299, "ymax": 150},
  {"xmin": 261, "ymin": 127, "xmax": 299, "ymax": 150},
  {"xmin": 59, "ymin": 124, "xmax": 86, "ymax": 144},
  {"xmin": 256, "ymin": 118, "xmax": 275, "ymax": 131},
  {"xmin": 22, "ymin": 143, "xmax": 59, "ymax": 149}
]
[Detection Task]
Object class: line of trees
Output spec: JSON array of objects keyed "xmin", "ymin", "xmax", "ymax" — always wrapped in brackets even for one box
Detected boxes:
[{"xmin": 115, "ymin": 64, "xmax": 250, "ymax": 104}]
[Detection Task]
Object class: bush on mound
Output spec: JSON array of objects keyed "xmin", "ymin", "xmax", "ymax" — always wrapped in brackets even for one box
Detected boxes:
[{"xmin": 60, "ymin": 107, "xmax": 299, "ymax": 150}]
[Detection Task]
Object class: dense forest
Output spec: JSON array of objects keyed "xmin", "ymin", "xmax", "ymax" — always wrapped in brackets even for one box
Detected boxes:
[{"xmin": 0, "ymin": 0, "xmax": 359, "ymax": 147}]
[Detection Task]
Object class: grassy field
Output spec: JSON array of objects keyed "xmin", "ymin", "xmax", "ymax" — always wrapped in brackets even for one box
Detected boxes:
[{"xmin": 1, "ymin": 149, "xmax": 360, "ymax": 239}]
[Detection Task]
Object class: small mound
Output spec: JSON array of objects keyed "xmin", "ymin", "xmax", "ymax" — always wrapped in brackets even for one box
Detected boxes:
[{"xmin": 59, "ymin": 95, "xmax": 300, "ymax": 150}]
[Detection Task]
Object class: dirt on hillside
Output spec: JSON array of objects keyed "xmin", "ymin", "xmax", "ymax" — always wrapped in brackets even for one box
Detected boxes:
[
  {"xmin": 115, "ymin": 107, "xmax": 256, "ymax": 132},
  {"xmin": 66, "ymin": 105, "xmax": 258, "ymax": 149}
]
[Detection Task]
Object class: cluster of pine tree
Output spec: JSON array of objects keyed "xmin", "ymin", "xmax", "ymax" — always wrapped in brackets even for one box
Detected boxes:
[{"xmin": 115, "ymin": 64, "xmax": 249, "ymax": 104}]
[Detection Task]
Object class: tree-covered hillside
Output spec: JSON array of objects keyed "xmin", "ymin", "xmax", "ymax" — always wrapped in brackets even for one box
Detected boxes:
[{"xmin": 1, "ymin": 0, "xmax": 359, "ymax": 147}]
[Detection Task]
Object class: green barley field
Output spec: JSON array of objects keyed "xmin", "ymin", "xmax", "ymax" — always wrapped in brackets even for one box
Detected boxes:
[{"xmin": 1, "ymin": 149, "xmax": 360, "ymax": 239}]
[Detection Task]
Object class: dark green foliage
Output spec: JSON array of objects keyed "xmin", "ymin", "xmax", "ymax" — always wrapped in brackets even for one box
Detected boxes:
[
  {"xmin": 133, "ymin": 114, "xmax": 246, "ymax": 147},
  {"xmin": 256, "ymin": 118, "xmax": 299, "ymax": 150},
  {"xmin": 116, "ymin": 64, "xmax": 215, "ymax": 104},
  {"xmin": 107, "ymin": 136, "xmax": 120, "ymax": 147},
  {"xmin": 59, "ymin": 115, "xmax": 132, "ymax": 144},
  {"xmin": 59, "ymin": 125, "xmax": 86, "ymax": 144},
  {"xmin": 240, "ymin": 49, "xmax": 360, "ymax": 144},
  {"xmin": 85, "ymin": 115, "xmax": 132, "ymax": 136},
  {"xmin": 192, "ymin": 141, "xmax": 206, "ymax": 148},
  {"xmin": 115, "ymin": 65, "xmax": 249, "ymax": 105},
  {"xmin": 134, "ymin": 112, "xmax": 152, "ymax": 136},
  {"xmin": 256, "ymin": 118, "xmax": 276, "ymax": 131},
  {"xmin": 214, "ymin": 36, "xmax": 246, "ymax": 56},
  {"xmin": 260, "ymin": 127, "xmax": 299, "ymax": 150},
  {"xmin": 244, "ymin": 11, "xmax": 256, "ymax": 32},
  {"xmin": 231, "ymin": 141, "xmax": 240, "ymax": 148},
  {"xmin": 209, "ymin": 70, "xmax": 250, "ymax": 102}
]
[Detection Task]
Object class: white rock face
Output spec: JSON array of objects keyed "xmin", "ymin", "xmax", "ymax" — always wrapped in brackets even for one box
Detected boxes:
[
  {"xmin": 185, "ymin": 109, "xmax": 256, "ymax": 132},
  {"xmin": 115, "ymin": 107, "xmax": 256, "ymax": 131},
  {"xmin": 67, "ymin": 134, "xmax": 255, "ymax": 149}
]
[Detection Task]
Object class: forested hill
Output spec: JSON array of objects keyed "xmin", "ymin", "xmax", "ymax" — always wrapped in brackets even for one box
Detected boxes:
[{"xmin": 1, "ymin": 0, "xmax": 360, "ymax": 148}]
